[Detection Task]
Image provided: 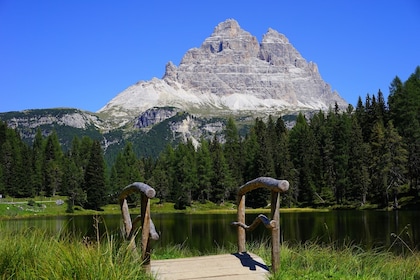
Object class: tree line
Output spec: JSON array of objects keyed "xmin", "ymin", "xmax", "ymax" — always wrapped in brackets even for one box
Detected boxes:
[{"xmin": 0, "ymin": 66, "xmax": 419, "ymax": 210}]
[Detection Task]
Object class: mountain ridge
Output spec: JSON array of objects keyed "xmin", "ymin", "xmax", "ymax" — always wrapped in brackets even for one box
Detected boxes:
[{"xmin": 98, "ymin": 19, "xmax": 347, "ymax": 127}]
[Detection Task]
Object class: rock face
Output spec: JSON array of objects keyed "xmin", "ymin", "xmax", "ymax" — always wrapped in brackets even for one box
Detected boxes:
[
  {"xmin": 99, "ymin": 19, "xmax": 347, "ymax": 127},
  {"xmin": 4, "ymin": 109, "xmax": 102, "ymax": 130},
  {"xmin": 134, "ymin": 107, "xmax": 178, "ymax": 129}
]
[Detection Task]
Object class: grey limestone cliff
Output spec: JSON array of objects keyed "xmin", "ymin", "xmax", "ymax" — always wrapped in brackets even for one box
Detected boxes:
[{"xmin": 98, "ymin": 19, "xmax": 347, "ymax": 128}]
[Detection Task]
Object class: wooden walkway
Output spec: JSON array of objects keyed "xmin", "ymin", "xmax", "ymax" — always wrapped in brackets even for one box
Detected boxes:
[{"xmin": 150, "ymin": 252, "xmax": 270, "ymax": 280}]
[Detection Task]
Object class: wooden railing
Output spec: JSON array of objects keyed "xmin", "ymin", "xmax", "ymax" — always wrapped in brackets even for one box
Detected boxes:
[
  {"xmin": 118, "ymin": 179, "xmax": 288, "ymax": 273},
  {"xmin": 231, "ymin": 177, "xmax": 289, "ymax": 273},
  {"xmin": 118, "ymin": 182, "xmax": 159, "ymax": 271}
]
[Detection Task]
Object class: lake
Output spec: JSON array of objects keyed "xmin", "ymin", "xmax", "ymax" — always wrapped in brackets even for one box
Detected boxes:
[{"xmin": 1, "ymin": 210, "xmax": 419, "ymax": 253}]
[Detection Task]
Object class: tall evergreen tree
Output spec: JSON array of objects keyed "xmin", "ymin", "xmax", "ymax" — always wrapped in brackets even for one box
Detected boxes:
[
  {"xmin": 246, "ymin": 118, "xmax": 275, "ymax": 208},
  {"xmin": 83, "ymin": 140, "xmax": 107, "ymax": 210},
  {"xmin": 388, "ymin": 68, "xmax": 420, "ymax": 196},
  {"xmin": 274, "ymin": 117, "xmax": 294, "ymax": 207},
  {"xmin": 384, "ymin": 121, "xmax": 408, "ymax": 208},
  {"xmin": 331, "ymin": 110, "xmax": 351, "ymax": 204},
  {"xmin": 242, "ymin": 126, "xmax": 259, "ymax": 182},
  {"xmin": 31, "ymin": 129, "xmax": 44, "ymax": 196},
  {"xmin": 1, "ymin": 128, "xmax": 29, "ymax": 197},
  {"xmin": 173, "ymin": 140, "xmax": 197, "ymax": 209},
  {"xmin": 196, "ymin": 138, "xmax": 213, "ymax": 202},
  {"xmin": 288, "ymin": 113, "xmax": 317, "ymax": 205},
  {"xmin": 254, "ymin": 118, "xmax": 275, "ymax": 177},
  {"xmin": 310, "ymin": 111, "xmax": 335, "ymax": 205},
  {"xmin": 369, "ymin": 121, "xmax": 389, "ymax": 206},
  {"xmin": 43, "ymin": 131, "xmax": 63, "ymax": 196},
  {"xmin": 63, "ymin": 137, "xmax": 87, "ymax": 210},
  {"xmin": 109, "ymin": 142, "xmax": 144, "ymax": 199},
  {"xmin": 149, "ymin": 157, "xmax": 170, "ymax": 202},
  {"xmin": 62, "ymin": 154, "xmax": 86, "ymax": 211},
  {"xmin": 210, "ymin": 136, "xmax": 233, "ymax": 204},
  {"xmin": 150, "ymin": 145, "xmax": 176, "ymax": 202},
  {"xmin": 273, "ymin": 116, "xmax": 292, "ymax": 179},
  {"xmin": 347, "ymin": 116, "xmax": 370, "ymax": 205},
  {"xmin": 223, "ymin": 117, "xmax": 243, "ymax": 186}
]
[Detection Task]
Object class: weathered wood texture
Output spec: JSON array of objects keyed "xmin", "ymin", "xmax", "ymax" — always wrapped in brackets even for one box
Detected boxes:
[
  {"xmin": 237, "ymin": 177, "xmax": 289, "ymax": 196},
  {"xmin": 232, "ymin": 177, "xmax": 289, "ymax": 274},
  {"xmin": 151, "ymin": 253, "xmax": 269, "ymax": 280},
  {"xmin": 118, "ymin": 182, "xmax": 159, "ymax": 270}
]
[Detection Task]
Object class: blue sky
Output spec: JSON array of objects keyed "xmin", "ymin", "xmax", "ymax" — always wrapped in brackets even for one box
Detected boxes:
[{"xmin": 1, "ymin": 0, "xmax": 419, "ymax": 113}]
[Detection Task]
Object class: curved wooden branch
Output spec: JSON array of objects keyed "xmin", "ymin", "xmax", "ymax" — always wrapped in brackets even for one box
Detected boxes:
[
  {"xmin": 232, "ymin": 214, "xmax": 275, "ymax": 231},
  {"xmin": 118, "ymin": 182, "xmax": 156, "ymax": 202},
  {"xmin": 130, "ymin": 215, "xmax": 159, "ymax": 240},
  {"xmin": 238, "ymin": 177, "xmax": 289, "ymax": 196},
  {"xmin": 119, "ymin": 182, "xmax": 159, "ymax": 241}
]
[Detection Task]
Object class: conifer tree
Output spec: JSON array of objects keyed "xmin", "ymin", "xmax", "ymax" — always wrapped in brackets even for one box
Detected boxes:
[
  {"xmin": 210, "ymin": 136, "xmax": 233, "ymax": 204},
  {"xmin": 148, "ymin": 157, "xmax": 170, "ymax": 202},
  {"xmin": 62, "ymin": 154, "xmax": 86, "ymax": 211},
  {"xmin": 150, "ymin": 145, "xmax": 175, "ymax": 202},
  {"xmin": 196, "ymin": 138, "xmax": 213, "ymax": 202},
  {"xmin": 173, "ymin": 140, "xmax": 197, "ymax": 208},
  {"xmin": 388, "ymin": 67, "xmax": 420, "ymax": 196},
  {"xmin": 273, "ymin": 117, "xmax": 292, "ymax": 179},
  {"xmin": 332, "ymin": 110, "xmax": 351, "ymax": 204},
  {"xmin": 288, "ymin": 113, "xmax": 317, "ymax": 205},
  {"xmin": 247, "ymin": 118, "xmax": 274, "ymax": 208},
  {"xmin": 18, "ymin": 144, "xmax": 34, "ymax": 197},
  {"xmin": 223, "ymin": 117, "xmax": 243, "ymax": 186},
  {"xmin": 31, "ymin": 129, "xmax": 44, "ymax": 196},
  {"xmin": 109, "ymin": 142, "xmax": 144, "ymax": 198},
  {"xmin": 242, "ymin": 126, "xmax": 259, "ymax": 182},
  {"xmin": 347, "ymin": 116, "xmax": 370, "ymax": 205},
  {"xmin": 384, "ymin": 121, "xmax": 408, "ymax": 208},
  {"xmin": 274, "ymin": 117, "xmax": 294, "ymax": 206},
  {"xmin": 43, "ymin": 131, "xmax": 63, "ymax": 196},
  {"xmin": 310, "ymin": 111, "xmax": 335, "ymax": 205},
  {"xmin": 83, "ymin": 140, "xmax": 107, "ymax": 210},
  {"xmin": 254, "ymin": 118, "xmax": 275, "ymax": 177},
  {"xmin": 0, "ymin": 128, "xmax": 30, "ymax": 197},
  {"xmin": 369, "ymin": 121, "xmax": 389, "ymax": 206}
]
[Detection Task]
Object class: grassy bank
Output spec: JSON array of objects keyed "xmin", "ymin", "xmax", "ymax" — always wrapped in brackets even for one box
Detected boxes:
[
  {"xmin": 1, "ymin": 227, "xmax": 419, "ymax": 280},
  {"xmin": 0, "ymin": 197, "xmax": 326, "ymax": 219},
  {"xmin": 0, "ymin": 227, "xmax": 152, "ymax": 280}
]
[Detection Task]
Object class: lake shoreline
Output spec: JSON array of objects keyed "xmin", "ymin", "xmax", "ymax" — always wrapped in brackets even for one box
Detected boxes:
[{"xmin": 3, "ymin": 196, "xmax": 394, "ymax": 220}]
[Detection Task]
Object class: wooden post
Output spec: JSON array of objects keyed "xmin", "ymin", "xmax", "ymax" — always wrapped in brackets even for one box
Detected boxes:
[
  {"xmin": 141, "ymin": 193, "xmax": 151, "ymax": 272},
  {"xmin": 118, "ymin": 182, "xmax": 159, "ymax": 271},
  {"xmin": 232, "ymin": 177, "xmax": 289, "ymax": 274},
  {"xmin": 120, "ymin": 198, "xmax": 132, "ymax": 238},
  {"xmin": 270, "ymin": 191, "xmax": 280, "ymax": 273},
  {"xmin": 237, "ymin": 194, "xmax": 246, "ymax": 253}
]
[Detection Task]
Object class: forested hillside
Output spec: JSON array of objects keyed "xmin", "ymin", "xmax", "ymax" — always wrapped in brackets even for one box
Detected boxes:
[{"xmin": 1, "ymin": 66, "xmax": 419, "ymax": 210}]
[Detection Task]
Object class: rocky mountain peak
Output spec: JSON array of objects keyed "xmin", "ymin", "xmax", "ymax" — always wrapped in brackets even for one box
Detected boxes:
[
  {"xmin": 99, "ymin": 19, "xmax": 348, "ymax": 127},
  {"xmin": 259, "ymin": 27, "xmax": 303, "ymax": 66},
  {"xmin": 212, "ymin": 18, "xmax": 241, "ymax": 37}
]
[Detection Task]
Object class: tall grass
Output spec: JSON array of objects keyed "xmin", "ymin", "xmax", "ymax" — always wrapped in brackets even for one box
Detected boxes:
[
  {"xmin": 0, "ymin": 226, "xmax": 152, "ymax": 280},
  {"xmin": 1, "ymin": 224, "xmax": 419, "ymax": 279},
  {"xmin": 272, "ymin": 241, "xmax": 420, "ymax": 280}
]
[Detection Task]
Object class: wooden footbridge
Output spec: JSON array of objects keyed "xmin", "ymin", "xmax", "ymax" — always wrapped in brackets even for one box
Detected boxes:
[{"xmin": 119, "ymin": 177, "xmax": 289, "ymax": 279}]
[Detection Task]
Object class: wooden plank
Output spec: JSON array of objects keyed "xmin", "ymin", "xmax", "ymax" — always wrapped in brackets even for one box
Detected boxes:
[{"xmin": 151, "ymin": 253, "xmax": 269, "ymax": 280}]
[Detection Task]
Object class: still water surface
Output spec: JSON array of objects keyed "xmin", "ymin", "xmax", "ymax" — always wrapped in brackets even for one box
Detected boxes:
[{"xmin": 2, "ymin": 211, "xmax": 419, "ymax": 252}]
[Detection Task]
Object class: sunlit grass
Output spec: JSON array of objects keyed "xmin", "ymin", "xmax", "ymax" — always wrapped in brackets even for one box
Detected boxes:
[
  {"xmin": 1, "ymin": 195, "xmax": 332, "ymax": 220},
  {"xmin": 1, "ymin": 224, "xmax": 419, "ymax": 280},
  {"xmin": 0, "ymin": 226, "xmax": 152, "ymax": 280},
  {"xmin": 272, "ymin": 242, "xmax": 420, "ymax": 280}
]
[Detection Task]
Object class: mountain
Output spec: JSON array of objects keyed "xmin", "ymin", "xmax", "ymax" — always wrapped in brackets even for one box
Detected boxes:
[
  {"xmin": 0, "ymin": 19, "xmax": 348, "ymax": 160},
  {"xmin": 98, "ymin": 19, "xmax": 347, "ymax": 128}
]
